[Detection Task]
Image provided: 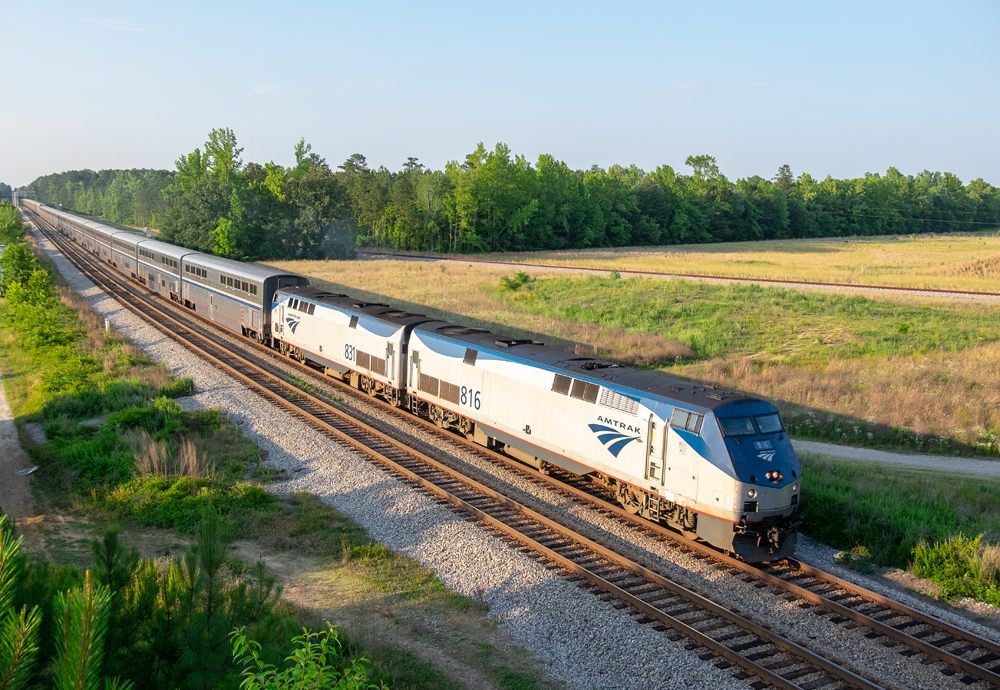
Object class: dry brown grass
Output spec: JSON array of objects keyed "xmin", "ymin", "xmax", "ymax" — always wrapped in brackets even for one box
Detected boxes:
[
  {"xmin": 682, "ymin": 343, "xmax": 1000, "ymax": 445},
  {"xmin": 128, "ymin": 430, "xmax": 216, "ymax": 478},
  {"xmin": 265, "ymin": 259, "xmax": 691, "ymax": 363},
  {"xmin": 948, "ymin": 254, "xmax": 1000, "ymax": 279}
]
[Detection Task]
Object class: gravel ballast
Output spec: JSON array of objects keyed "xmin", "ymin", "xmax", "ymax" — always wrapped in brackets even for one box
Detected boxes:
[{"xmin": 32, "ymin": 223, "xmax": 1000, "ymax": 690}]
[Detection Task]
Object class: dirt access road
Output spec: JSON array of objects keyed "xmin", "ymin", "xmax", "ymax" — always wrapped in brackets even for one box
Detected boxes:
[
  {"xmin": 0, "ymin": 376, "xmax": 35, "ymax": 531},
  {"xmin": 793, "ymin": 439, "xmax": 1000, "ymax": 476}
]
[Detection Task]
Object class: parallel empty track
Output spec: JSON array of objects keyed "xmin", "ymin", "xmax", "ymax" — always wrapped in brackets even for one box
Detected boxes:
[{"xmin": 357, "ymin": 250, "xmax": 1000, "ymax": 300}]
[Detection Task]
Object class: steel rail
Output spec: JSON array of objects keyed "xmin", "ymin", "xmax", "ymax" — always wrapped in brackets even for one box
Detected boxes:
[
  {"xmin": 28, "ymin": 208, "xmax": 889, "ymax": 690},
  {"xmin": 30, "ymin": 208, "xmax": 1000, "ymax": 687},
  {"xmin": 356, "ymin": 251, "xmax": 1000, "ymax": 298}
]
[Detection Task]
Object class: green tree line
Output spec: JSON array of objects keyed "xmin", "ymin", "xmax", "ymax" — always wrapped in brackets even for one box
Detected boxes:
[
  {"xmin": 23, "ymin": 170, "xmax": 173, "ymax": 229},
  {"xmin": 24, "ymin": 134, "xmax": 1000, "ymax": 258}
]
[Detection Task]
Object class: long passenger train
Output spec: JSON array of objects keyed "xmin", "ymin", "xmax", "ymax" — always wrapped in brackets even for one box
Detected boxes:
[{"xmin": 22, "ymin": 200, "xmax": 802, "ymax": 561}]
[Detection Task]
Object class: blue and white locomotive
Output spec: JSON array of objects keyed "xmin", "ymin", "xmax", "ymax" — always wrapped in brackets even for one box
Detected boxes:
[
  {"xmin": 271, "ymin": 285, "xmax": 801, "ymax": 562},
  {"xmin": 23, "ymin": 200, "xmax": 801, "ymax": 561}
]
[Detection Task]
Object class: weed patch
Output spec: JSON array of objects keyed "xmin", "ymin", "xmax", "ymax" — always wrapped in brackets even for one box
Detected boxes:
[{"xmin": 912, "ymin": 535, "xmax": 1000, "ymax": 606}]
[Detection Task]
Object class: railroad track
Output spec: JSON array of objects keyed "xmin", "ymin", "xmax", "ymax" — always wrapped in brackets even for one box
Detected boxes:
[
  {"xmin": 357, "ymin": 250, "xmax": 1000, "ymax": 300},
  {"xmin": 27, "ymin": 211, "xmax": 1000, "ymax": 688}
]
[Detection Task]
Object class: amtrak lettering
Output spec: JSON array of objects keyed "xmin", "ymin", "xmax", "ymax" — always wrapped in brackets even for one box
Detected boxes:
[
  {"xmin": 285, "ymin": 314, "xmax": 301, "ymax": 334},
  {"xmin": 589, "ymin": 416, "xmax": 642, "ymax": 458},
  {"xmin": 596, "ymin": 416, "xmax": 643, "ymax": 435}
]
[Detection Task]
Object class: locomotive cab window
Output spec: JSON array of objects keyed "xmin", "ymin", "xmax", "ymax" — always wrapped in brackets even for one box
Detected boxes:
[
  {"xmin": 755, "ymin": 413, "xmax": 784, "ymax": 434},
  {"xmin": 719, "ymin": 417, "xmax": 756, "ymax": 437},
  {"xmin": 671, "ymin": 409, "xmax": 704, "ymax": 434}
]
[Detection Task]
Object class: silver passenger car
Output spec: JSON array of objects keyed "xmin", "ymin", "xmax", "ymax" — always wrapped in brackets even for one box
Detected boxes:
[
  {"xmin": 109, "ymin": 231, "xmax": 145, "ymax": 277},
  {"xmin": 182, "ymin": 253, "xmax": 308, "ymax": 340}
]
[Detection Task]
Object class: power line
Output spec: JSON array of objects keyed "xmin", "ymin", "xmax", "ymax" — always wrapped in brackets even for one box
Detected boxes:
[{"xmin": 809, "ymin": 208, "xmax": 999, "ymax": 226}]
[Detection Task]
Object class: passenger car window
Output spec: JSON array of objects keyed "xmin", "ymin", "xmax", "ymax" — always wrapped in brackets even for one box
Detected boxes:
[
  {"xmin": 719, "ymin": 417, "xmax": 756, "ymax": 437},
  {"xmin": 756, "ymin": 413, "xmax": 784, "ymax": 434}
]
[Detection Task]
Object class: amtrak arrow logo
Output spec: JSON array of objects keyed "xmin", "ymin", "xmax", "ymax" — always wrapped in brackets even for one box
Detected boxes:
[
  {"xmin": 757, "ymin": 451, "xmax": 775, "ymax": 462},
  {"xmin": 588, "ymin": 424, "xmax": 640, "ymax": 458},
  {"xmin": 285, "ymin": 315, "xmax": 301, "ymax": 334}
]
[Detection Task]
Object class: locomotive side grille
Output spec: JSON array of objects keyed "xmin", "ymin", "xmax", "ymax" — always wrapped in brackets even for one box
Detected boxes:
[
  {"xmin": 570, "ymin": 379, "xmax": 600, "ymax": 403},
  {"xmin": 551, "ymin": 374, "xmax": 572, "ymax": 395},
  {"xmin": 370, "ymin": 356, "xmax": 386, "ymax": 377},
  {"xmin": 440, "ymin": 381, "xmax": 460, "ymax": 405},
  {"xmin": 357, "ymin": 350, "xmax": 371, "ymax": 370},
  {"xmin": 598, "ymin": 388, "xmax": 639, "ymax": 416},
  {"xmin": 420, "ymin": 373, "xmax": 439, "ymax": 397}
]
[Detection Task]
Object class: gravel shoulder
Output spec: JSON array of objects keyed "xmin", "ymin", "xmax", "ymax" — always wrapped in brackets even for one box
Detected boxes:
[{"xmin": 792, "ymin": 439, "xmax": 1000, "ymax": 476}]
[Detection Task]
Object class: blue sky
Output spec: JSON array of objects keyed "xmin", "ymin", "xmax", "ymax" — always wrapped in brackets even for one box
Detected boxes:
[{"xmin": 3, "ymin": 0, "xmax": 998, "ymax": 186}]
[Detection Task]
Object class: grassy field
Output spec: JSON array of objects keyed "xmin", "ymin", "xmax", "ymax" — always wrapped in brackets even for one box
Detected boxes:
[
  {"xmin": 800, "ymin": 453, "xmax": 1000, "ymax": 605},
  {"xmin": 371, "ymin": 231, "xmax": 1000, "ymax": 292},
  {"xmin": 265, "ymin": 259, "xmax": 1000, "ymax": 456}
]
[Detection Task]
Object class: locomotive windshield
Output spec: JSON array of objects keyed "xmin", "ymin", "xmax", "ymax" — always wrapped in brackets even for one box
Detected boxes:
[
  {"xmin": 718, "ymin": 417, "xmax": 756, "ymax": 436},
  {"xmin": 756, "ymin": 413, "xmax": 784, "ymax": 434}
]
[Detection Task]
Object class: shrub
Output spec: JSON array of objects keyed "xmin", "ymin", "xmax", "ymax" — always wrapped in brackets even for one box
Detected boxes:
[
  {"xmin": 159, "ymin": 376, "xmax": 194, "ymax": 398},
  {"xmin": 499, "ymin": 271, "xmax": 533, "ymax": 291},
  {"xmin": 912, "ymin": 534, "xmax": 1000, "ymax": 606}
]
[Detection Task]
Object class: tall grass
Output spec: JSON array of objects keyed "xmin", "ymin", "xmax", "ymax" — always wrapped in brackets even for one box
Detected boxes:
[{"xmin": 128, "ymin": 430, "xmax": 216, "ymax": 478}]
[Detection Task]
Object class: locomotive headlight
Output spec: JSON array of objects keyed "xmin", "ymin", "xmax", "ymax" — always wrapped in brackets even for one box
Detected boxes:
[
  {"xmin": 747, "ymin": 489, "xmax": 757, "ymax": 499},
  {"xmin": 792, "ymin": 484, "xmax": 798, "ymax": 492}
]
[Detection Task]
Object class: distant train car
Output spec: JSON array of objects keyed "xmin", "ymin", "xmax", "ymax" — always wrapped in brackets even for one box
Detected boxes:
[
  {"xmin": 23, "ymin": 203, "xmax": 308, "ymax": 344},
  {"xmin": 133, "ymin": 239, "xmax": 194, "ymax": 301},
  {"xmin": 109, "ymin": 231, "xmax": 145, "ymax": 277}
]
